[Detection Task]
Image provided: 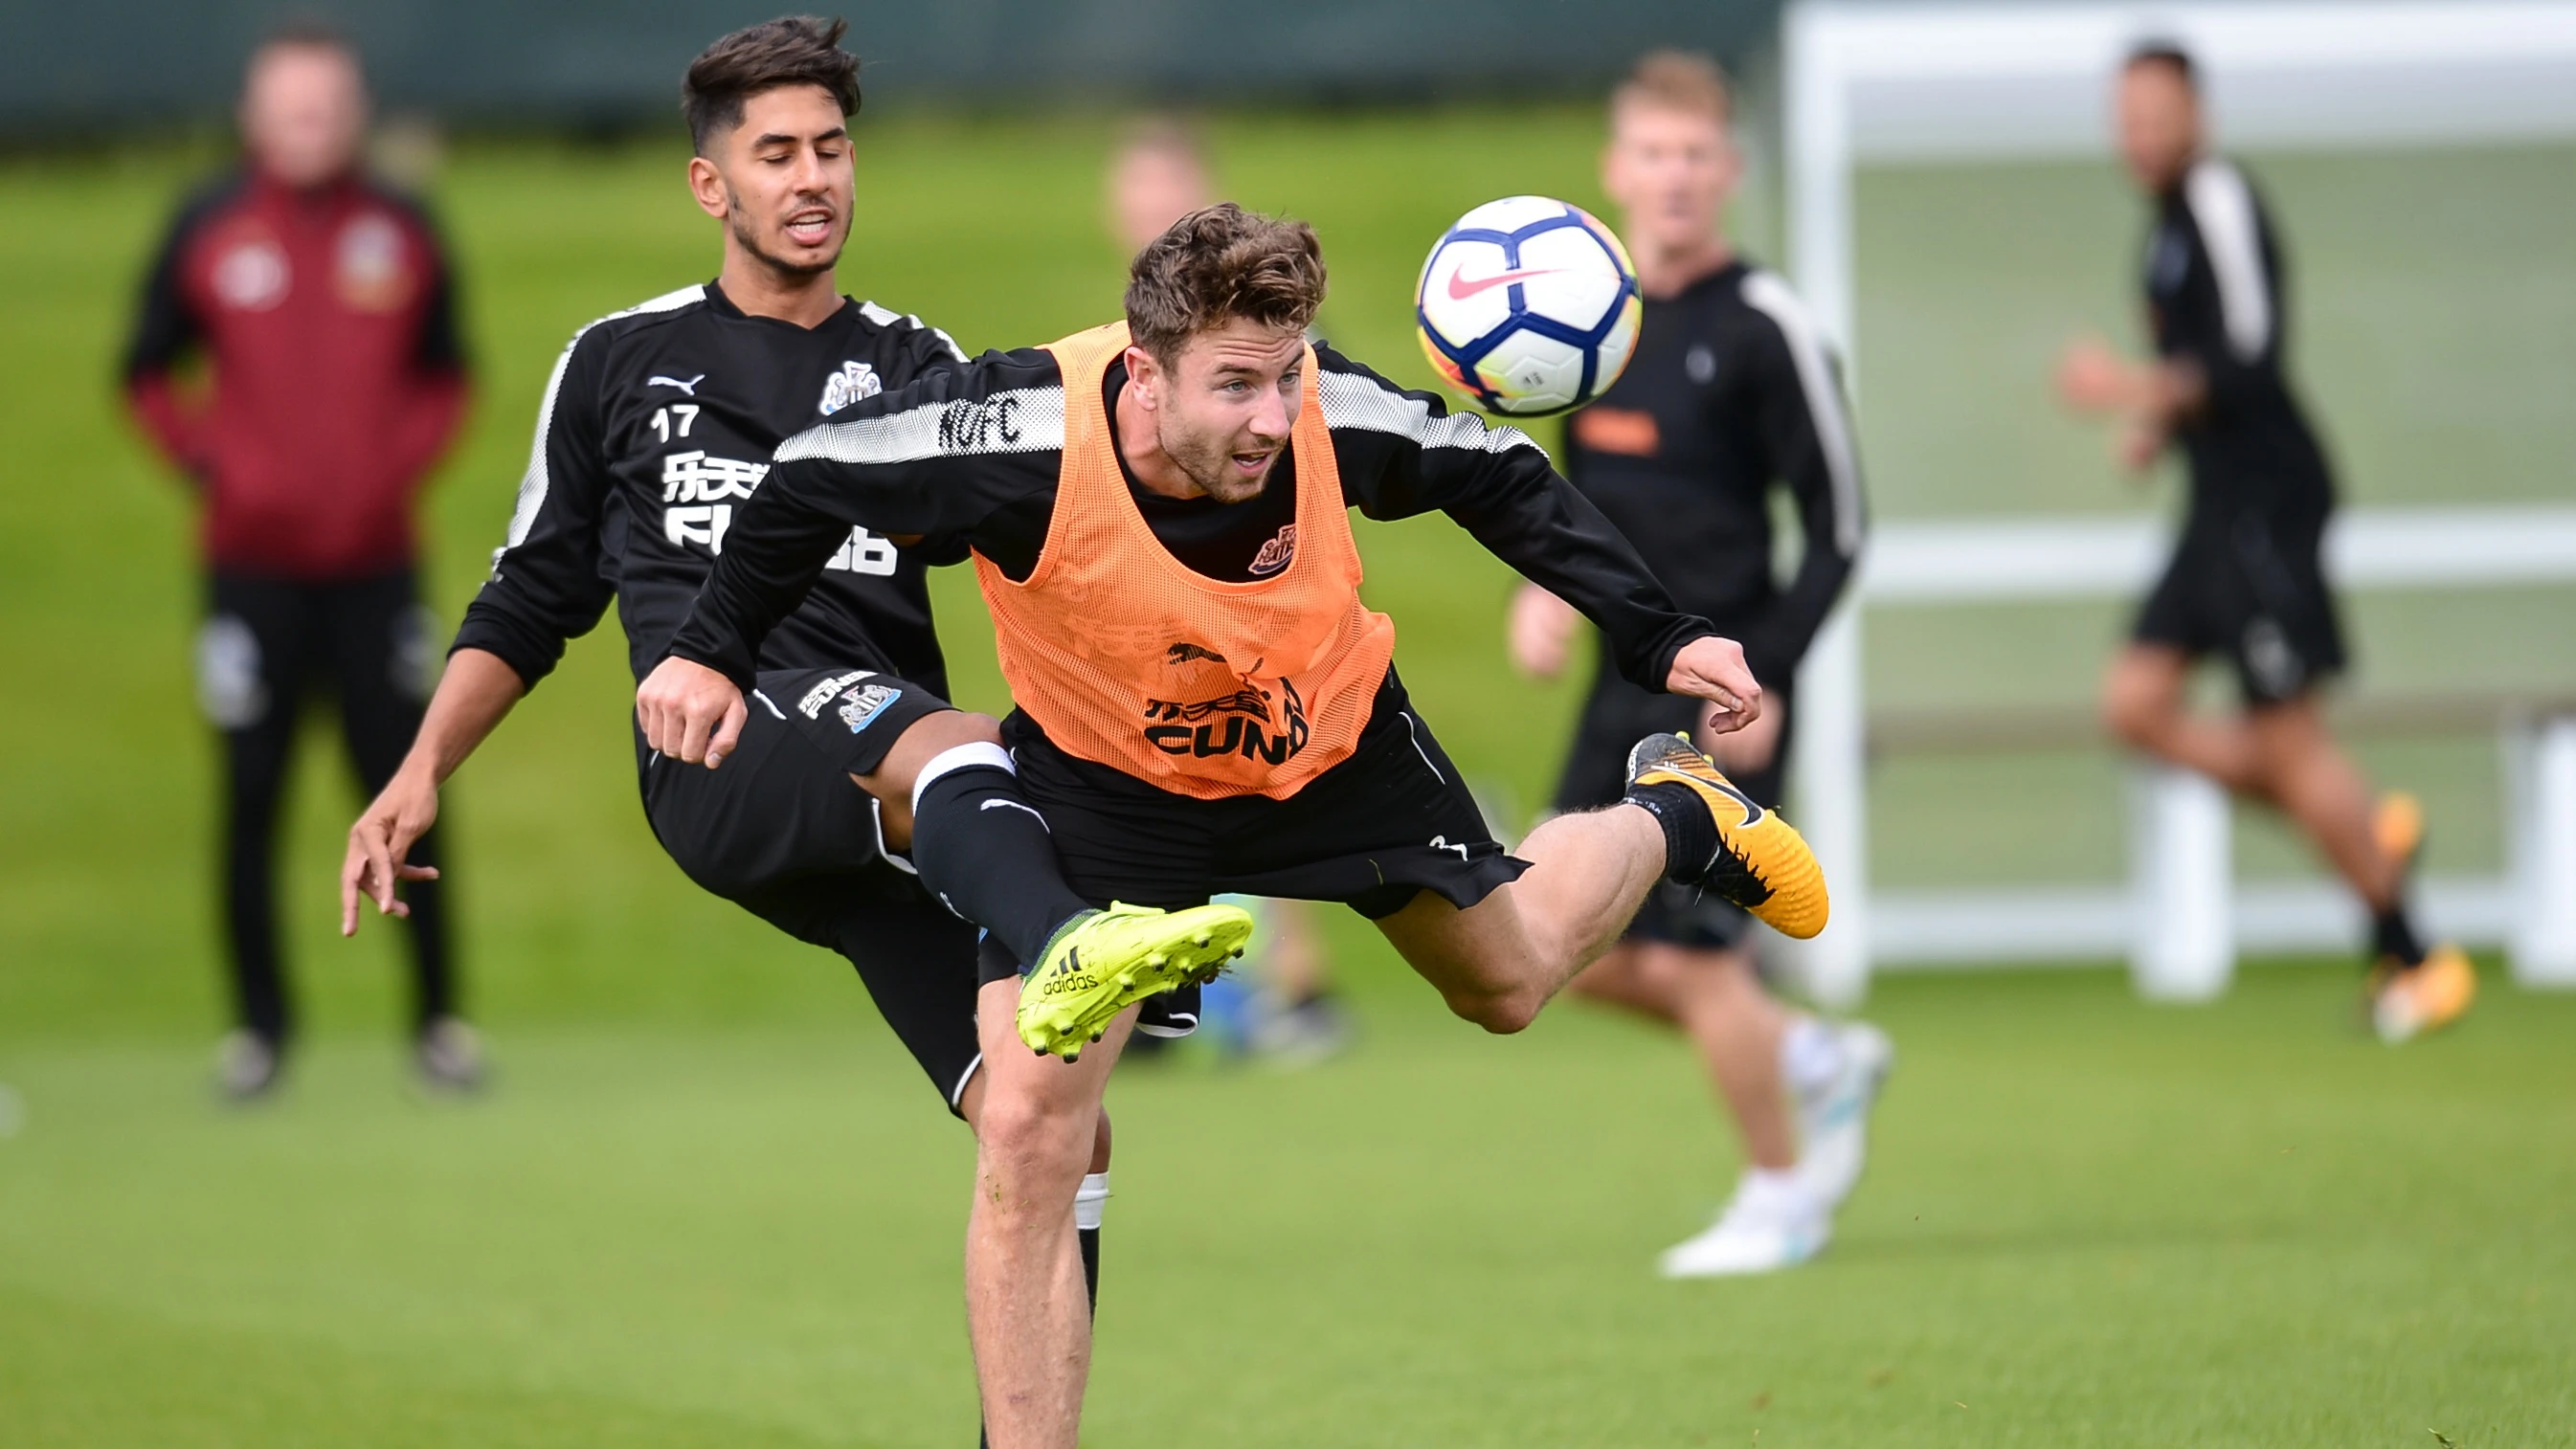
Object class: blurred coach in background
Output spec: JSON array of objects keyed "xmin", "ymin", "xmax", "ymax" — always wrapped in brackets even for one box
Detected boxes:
[{"xmin": 122, "ymin": 21, "xmax": 477, "ymax": 1100}]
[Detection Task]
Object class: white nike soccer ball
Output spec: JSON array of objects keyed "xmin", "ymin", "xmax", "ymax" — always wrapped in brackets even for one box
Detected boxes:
[{"xmin": 1415, "ymin": 195, "xmax": 1641, "ymax": 416}]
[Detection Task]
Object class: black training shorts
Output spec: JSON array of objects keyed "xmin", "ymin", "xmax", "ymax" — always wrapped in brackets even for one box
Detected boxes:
[
  {"xmin": 2133, "ymin": 507, "xmax": 2348, "ymax": 707},
  {"xmin": 991, "ymin": 669, "xmax": 1523, "ymax": 978},
  {"xmin": 640, "ymin": 666, "xmax": 984, "ymax": 1112},
  {"xmin": 1549, "ymin": 666, "xmax": 1794, "ymax": 952}
]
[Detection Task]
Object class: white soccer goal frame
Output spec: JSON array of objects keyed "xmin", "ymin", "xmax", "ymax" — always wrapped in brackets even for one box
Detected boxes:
[{"xmin": 1778, "ymin": 0, "xmax": 2576, "ymax": 1005}]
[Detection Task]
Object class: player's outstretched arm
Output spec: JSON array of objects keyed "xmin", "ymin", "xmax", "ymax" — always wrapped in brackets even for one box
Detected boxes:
[
  {"xmin": 342, "ymin": 647, "xmax": 526, "ymax": 935},
  {"xmin": 661, "ymin": 356, "xmax": 1036, "ymax": 693}
]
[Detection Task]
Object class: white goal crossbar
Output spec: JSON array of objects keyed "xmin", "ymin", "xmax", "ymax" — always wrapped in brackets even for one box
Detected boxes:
[{"xmin": 1780, "ymin": 1, "xmax": 2576, "ymax": 1004}]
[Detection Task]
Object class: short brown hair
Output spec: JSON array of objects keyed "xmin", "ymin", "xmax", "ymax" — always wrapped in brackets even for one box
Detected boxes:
[
  {"xmin": 1124, "ymin": 203, "xmax": 1327, "ymax": 364},
  {"xmin": 682, "ymin": 16, "xmax": 862, "ymax": 156},
  {"xmin": 1612, "ymin": 50, "xmax": 1733, "ymax": 126}
]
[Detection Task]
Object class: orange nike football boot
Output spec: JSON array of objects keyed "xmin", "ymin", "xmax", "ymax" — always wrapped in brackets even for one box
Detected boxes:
[{"xmin": 1625, "ymin": 732, "xmax": 1829, "ymax": 939}]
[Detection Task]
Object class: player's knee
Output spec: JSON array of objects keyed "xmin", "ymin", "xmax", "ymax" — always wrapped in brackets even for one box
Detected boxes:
[
  {"xmin": 974, "ymin": 1081, "xmax": 1096, "ymax": 1173},
  {"xmin": 2100, "ymin": 677, "xmax": 2162, "ymax": 747}
]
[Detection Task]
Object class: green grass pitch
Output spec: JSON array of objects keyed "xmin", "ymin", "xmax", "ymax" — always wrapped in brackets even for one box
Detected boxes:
[{"xmin": 2, "ymin": 106, "xmax": 2573, "ymax": 1445}]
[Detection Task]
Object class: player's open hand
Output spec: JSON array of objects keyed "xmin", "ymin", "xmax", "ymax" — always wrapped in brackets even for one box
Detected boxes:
[
  {"xmin": 1667, "ymin": 635, "xmax": 1761, "ymax": 735},
  {"xmin": 637, "ymin": 656, "xmax": 748, "ymax": 768},
  {"xmin": 343, "ymin": 769, "xmax": 442, "ymax": 936},
  {"xmin": 2054, "ymin": 334, "xmax": 2133, "ymax": 412},
  {"xmin": 1508, "ymin": 583, "xmax": 1581, "ymax": 679}
]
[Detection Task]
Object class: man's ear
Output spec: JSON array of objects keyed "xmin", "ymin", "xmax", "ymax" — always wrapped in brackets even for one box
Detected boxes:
[
  {"xmin": 1123, "ymin": 344, "xmax": 1160, "ymax": 411},
  {"xmin": 687, "ymin": 154, "xmax": 728, "ymax": 221}
]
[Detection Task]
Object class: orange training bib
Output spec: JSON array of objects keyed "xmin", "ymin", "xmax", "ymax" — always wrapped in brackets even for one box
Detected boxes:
[{"xmin": 974, "ymin": 322, "xmax": 1398, "ymax": 801}]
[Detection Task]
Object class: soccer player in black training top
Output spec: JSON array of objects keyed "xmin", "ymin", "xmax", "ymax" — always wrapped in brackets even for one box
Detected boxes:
[
  {"xmin": 2055, "ymin": 43, "xmax": 2472, "ymax": 1041},
  {"xmin": 1510, "ymin": 52, "xmax": 1891, "ymax": 1278},
  {"xmin": 338, "ymin": 21, "xmax": 1245, "ymax": 1449}
]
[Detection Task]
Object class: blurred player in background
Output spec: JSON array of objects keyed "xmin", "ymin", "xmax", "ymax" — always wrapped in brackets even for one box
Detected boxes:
[
  {"xmin": 1512, "ymin": 53, "xmax": 1889, "ymax": 1277},
  {"xmin": 123, "ymin": 21, "xmax": 474, "ymax": 1099},
  {"xmin": 1105, "ymin": 119, "xmax": 1351, "ymax": 1064},
  {"xmin": 2056, "ymin": 42, "xmax": 2473, "ymax": 1042}
]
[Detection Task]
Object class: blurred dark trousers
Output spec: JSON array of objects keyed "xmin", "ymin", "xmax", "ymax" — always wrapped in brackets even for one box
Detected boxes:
[{"xmin": 197, "ymin": 568, "xmax": 454, "ymax": 1045}]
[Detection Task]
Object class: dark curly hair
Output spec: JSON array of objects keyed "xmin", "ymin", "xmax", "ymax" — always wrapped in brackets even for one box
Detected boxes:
[{"xmin": 682, "ymin": 16, "xmax": 861, "ymax": 155}]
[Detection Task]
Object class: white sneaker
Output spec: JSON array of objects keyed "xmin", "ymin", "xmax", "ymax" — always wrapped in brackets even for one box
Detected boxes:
[
  {"xmin": 1658, "ymin": 1171, "xmax": 1830, "ymax": 1278},
  {"xmin": 214, "ymin": 1030, "xmax": 281, "ymax": 1102},
  {"xmin": 1793, "ymin": 1020, "xmax": 1893, "ymax": 1210},
  {"xmin": 415, "ymin": 1016, "xmax": 487, "ymax": 1093}
]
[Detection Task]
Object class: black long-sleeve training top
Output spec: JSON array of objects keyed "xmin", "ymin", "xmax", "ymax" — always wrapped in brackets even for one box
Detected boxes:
[
  {"xmin": 663, "ymin": 341, "xmax": 1718, "ymax": 695},
  {"xmin": 1559, "ymin": 259, "xmax": 1865, "ymax": 686},
  {"xmin": 450, "ymin": 280, "xmax": 968, "ymax": 702},
  {"xmin": 2144, "ymin": 156, "xmax": 2336, "ymax": 522}
]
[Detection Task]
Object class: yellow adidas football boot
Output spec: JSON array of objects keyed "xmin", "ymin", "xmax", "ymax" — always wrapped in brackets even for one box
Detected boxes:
[
  {"xmin": 1017, "ymin": 902, "xmax": 1254, "ymax": 1060},
  {"xmin": 2368, "ymin": 943, "xmax": 2476, "ymax": 1044},
  {"xmin": 1626, "ymin": 732, "xmax": 1829, "ymax": 940}
]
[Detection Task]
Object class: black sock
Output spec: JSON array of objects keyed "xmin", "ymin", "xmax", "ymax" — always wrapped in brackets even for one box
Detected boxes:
[
  {"xmin": 1622, "ymin": 781, "xmax": 1716, "ymax": 884},
  {"xmin": 1078, "ymin": 1225, "xmax": 1100, "ymax": 1317},
  {"xmin": 910, "ymin": 765, "xmax": 1094, "ymax": 970},
  {"xmin": 2373, "ymin": 905, "xmax": 2426, "ymax": 969}
]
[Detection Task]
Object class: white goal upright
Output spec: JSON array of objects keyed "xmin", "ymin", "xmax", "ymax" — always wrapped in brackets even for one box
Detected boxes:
[{"xmin": 1779, "ymin": 0, "xmax": 2576, "ymax": 1006}]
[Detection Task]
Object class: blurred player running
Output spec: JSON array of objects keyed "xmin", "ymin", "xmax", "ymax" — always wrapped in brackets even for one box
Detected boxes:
[
  {"xmin": 337, "ymin": 20, "xmax": 1242, "ymax": 1448},
  {"xmin": 1512, "ymin": 52, "xmax": 1888, "ymax": 1277},
  {"xmin": 641, "ymin": 204, "xmax": 1829, "ymax": 1445},
  {"xmin": 2055, "ymin": 43, "xmax": 2471, "ymax": 1041}
]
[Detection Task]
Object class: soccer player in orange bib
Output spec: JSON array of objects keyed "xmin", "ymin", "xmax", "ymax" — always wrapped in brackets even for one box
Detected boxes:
[{"xmin": 638, "ymin": 204, "xmax": 1826, "ymax": 1444}]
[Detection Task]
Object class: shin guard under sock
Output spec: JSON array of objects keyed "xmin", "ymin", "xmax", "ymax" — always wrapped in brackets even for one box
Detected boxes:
[{"xmin": 908, "ymin": 746, "xmax": 1095, "ymax": 969}]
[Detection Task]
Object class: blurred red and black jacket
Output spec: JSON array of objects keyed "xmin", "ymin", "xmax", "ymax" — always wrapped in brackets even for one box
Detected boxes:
[{"xmin": 123, "ymin": 166, "xmax": 469, "ymax": 579}]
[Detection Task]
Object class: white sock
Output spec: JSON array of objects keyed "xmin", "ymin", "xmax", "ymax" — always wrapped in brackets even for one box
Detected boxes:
[
  {"xmin": 1738, "ymin": 1166, "xmax": 1808, "ymax": 1215},
  {"xmin": 1780, "ymin": 1015, "xmax": 1845, "ymax": 1096},
  {"xmin": 1074, "ymin": 1171, "xmax": 1109, "ymax": 1232}
]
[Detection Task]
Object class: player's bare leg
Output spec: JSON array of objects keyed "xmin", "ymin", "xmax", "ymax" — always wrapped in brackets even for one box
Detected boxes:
[
  {"xmin": 1377, "ymin": 803, "xmax": 1667, "ymax": 1033},
  {"xmin": 1566, "ymin": 699, "xmax": 1803, "ymax": 1164},
  {"xmin": 1570, "ymin": 942, "xmax": 1795, "ymax": 1168},
  {"xmin": 2102, "ymin": 644, "xmax": 2267, "ymax": 791},
  {"xmin": 2243, "ymin": 697, "xmax": 2401, "ymax": 906},
  {"xmin": 2105, "ymin": 643, "xmax": 2470, "ymax": 1037},
  {"xmin": 2106, "ymin": 646, "xmax": 2401, "ymax": 906},
  {"xmin": 964, "ymin": 979, "xmax": 1131, "ymax": 1449}
]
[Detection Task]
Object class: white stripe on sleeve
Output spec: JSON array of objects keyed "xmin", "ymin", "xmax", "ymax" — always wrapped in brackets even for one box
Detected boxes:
[
  {"xmin": 495, "ymin": 283, "xmax": 704, "ymax": 569},
  {"xmin": 1314, "ymin": 368, "xmax": 1542, "ymax": 456},
  {"xmin": 1738, "ymin": 270, "xmax": 1864, "ymax": 558},
  {"xmin": 774, "ymin": 386, "xmax": 1066, "ymax": 466},
  {"xmin": 2184, "ymin": 158, "xmax": 2274, "ymax": 364}
]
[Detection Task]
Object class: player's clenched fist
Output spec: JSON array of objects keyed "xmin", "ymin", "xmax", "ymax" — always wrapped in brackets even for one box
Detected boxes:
[
  {"xmin": 637, "ymin": 656, "xmax": 749, "ymax": 768},
  {"xmin": 1666, "ymin": 635, "xmax": 1761, "ymax": 736}
]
